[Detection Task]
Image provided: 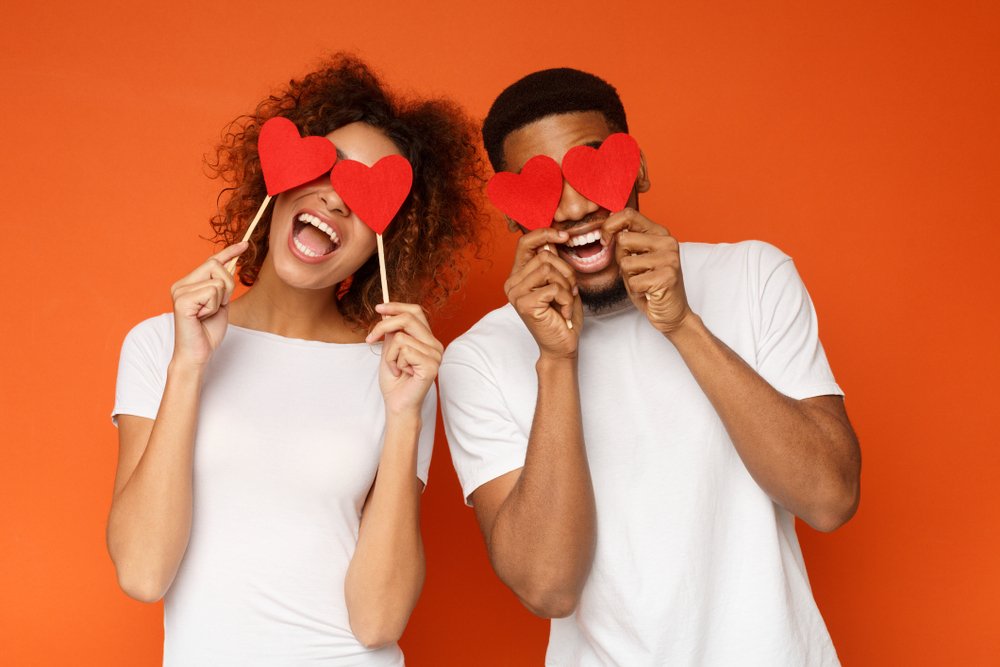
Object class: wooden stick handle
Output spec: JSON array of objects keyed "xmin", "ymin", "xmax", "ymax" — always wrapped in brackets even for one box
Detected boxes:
[
  {"xmin": 225, "ymin": 194, "xmax": 272, "ymax": 274},
  {"xmin": 376, "ymin": 233, "xmax": 390, "ymax": 304}
]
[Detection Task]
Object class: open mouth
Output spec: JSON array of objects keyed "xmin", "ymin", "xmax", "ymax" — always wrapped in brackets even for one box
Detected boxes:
[
  {"xmin": 290, "ymin": 212, "xmax": 341, "ymax": 260},
  {"xmin": 557, "ymin": 229, "xmax": 614, "ymax": 274}
]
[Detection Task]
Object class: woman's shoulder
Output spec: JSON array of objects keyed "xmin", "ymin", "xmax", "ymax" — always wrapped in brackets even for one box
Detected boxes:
[{"xmin": 120, "ymin": 313, "xmax": 174, "ymax": 363}]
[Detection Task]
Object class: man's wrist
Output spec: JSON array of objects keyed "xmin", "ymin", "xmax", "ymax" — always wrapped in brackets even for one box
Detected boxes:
[
  {"xmin": 537, "ymin": 352, "xmax": 579, "ymax": 372},
  {"xmin": 663, "ymin": 310, "xmax": 706, "ymax": 348}
]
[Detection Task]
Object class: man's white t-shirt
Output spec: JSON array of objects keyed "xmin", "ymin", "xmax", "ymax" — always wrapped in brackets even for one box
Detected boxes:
[
  {"xmin": 113, "ymin": 314, "xmax": 435, "ymax": 667},
  {"xmin": 440, "ymin": 241, "xmax": 844, "ymax": 666}
]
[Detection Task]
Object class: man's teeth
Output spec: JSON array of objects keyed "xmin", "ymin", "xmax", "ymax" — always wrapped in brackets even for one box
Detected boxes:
[
  {"xmin": 567, "ymin": 244, "xmax": 610, "ymax": 266},
  {"xmin": 297, "ymin": 212, "xmax": 340, "ymax": 244},
  {"xmin": 566, "ymin": 230, "xmax": 602, "ymax": 247}
]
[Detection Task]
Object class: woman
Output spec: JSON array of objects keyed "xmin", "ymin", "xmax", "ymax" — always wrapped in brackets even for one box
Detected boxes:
[{"xmin": 107, "ymin": 55, "xmax": 484, "ymax": 665}]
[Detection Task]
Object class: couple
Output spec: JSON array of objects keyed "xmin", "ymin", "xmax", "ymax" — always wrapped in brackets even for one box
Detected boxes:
[{"xmin": 108, "ymin": 54, "xmax": 861, "ymax": 666}]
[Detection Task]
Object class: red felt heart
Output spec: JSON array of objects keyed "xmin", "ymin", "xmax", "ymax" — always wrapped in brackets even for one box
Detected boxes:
[
  {"xmin": 258, "ymin": 117, "xmax": 338, "ymax": 196},
  {"xmin": 486, "ymin": 155, "xmax": 563, "ymax": 230},
  {"xmin": 329, "ymin": 155, "xmax": 413, "ymax": 234},
  {"xmin": 561, "ymin": 133, "xmax": 641, "ymax": 212}
]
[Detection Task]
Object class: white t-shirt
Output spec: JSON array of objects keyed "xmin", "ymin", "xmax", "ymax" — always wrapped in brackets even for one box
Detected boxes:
[
  {"xmin": 113, "ymin": 314, "xmax": 435, "ymax": 667},
  {"xmin": 440, "ymin": 241, "xmax": 844, "ymax": 666}
]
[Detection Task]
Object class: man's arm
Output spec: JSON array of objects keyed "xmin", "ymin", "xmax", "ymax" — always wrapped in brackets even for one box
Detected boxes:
[
  {"xmin": 460, "ymin": 227, "xmax": 595, "ymax": 618},
  {"xmin": 605, "ymin": 210, "xmax": 860, "ymax": 531}
]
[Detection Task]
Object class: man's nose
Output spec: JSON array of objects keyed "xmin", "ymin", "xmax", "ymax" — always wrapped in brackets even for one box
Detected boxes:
[{"xmin": 553, "ymin": 178, "xmax": 599, "ymax": 225}]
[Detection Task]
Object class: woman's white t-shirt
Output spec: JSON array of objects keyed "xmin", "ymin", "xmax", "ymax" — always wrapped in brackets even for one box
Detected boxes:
[{"xmin": 113, "ymin": 314, "xmax": 435, "ymax": 666}]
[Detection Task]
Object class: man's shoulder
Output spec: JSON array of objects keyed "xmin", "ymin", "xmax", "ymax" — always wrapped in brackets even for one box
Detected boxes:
[
  {"xmin": 680, "ymin": 239, "xmax": 790, "ymax": 275},
  {"xmin": 443, "ymin": 304, "xmax": 527, "ymax": 368}
]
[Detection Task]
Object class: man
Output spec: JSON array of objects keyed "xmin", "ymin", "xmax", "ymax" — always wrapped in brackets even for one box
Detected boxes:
[{"xmin": 439, "ymin": 68, "xmax": 860, "ymax": 665}]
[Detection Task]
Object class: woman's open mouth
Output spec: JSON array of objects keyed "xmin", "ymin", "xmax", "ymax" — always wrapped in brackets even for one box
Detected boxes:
[
  {"xmin": 288, "ymin": 211, "xmax": 342, "ymax": 263},
  {"xmin": 556, "ymin": 229, "xmax": 614, "ymax": 274}
]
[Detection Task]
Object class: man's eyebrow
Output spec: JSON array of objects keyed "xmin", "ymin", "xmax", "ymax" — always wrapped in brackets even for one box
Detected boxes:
[{"xmin": 584, "ymin": 140, "xmax": 604, "ymax": 149}]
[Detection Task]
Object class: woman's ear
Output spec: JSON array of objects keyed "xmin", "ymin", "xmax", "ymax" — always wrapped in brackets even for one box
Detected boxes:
[{"xmin": 636, "ymin": 150, "xmax": 651, "ymax": 193}]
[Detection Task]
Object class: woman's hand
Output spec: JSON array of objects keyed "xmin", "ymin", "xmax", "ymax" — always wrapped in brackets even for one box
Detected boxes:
[
  {"xmin": 365, "ymin": 303, "xmax": 444, "ymax": 417},
  {"xmin": 170, "ymin": 242, "xmax": 247, "ymax": 368}
]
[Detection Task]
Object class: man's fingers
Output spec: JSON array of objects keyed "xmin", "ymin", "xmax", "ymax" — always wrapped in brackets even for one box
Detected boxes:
[
  {"xmin": 616, "ymin": 230, "xmax": 678, "ymax": 255},
  {"xmin": 507, "ymin": 262, "xmax": 574, "ymax": 304},
  {"xmin": 600, "ymin": 208, "xmax": 667, "ymax": 246},
  {"xmin": 513, "ymin": 228, "xmax": 570, "ymax": 270}
]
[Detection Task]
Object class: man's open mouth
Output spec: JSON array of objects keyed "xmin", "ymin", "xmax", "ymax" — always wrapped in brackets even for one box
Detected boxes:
[
  {"xmin": 291, "ymin": 212, "xmax": 341, "ymax": 259},
  {"xmin": 557, "ymin": 229, "xmax": 613, "ymax": 274}
]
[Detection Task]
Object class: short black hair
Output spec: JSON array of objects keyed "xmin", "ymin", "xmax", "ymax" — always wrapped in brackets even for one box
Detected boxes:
[{"xmin": 482, "ymin": 67, "xmax": 628, "ymax": 171}]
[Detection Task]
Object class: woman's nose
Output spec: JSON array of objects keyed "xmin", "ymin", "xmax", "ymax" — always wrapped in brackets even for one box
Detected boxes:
[{"xmin": 318, "ymin": 183, "xmax": 350, "ymax": 216}]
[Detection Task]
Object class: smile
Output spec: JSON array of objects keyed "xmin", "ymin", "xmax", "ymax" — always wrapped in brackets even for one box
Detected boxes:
[
  {"xmin": 557, "ymin": 229, "xmax": 614, "ymax": 274},
  {"xmin": 290, "ymin": 211, "xmax": 341, "ymax": 262}
]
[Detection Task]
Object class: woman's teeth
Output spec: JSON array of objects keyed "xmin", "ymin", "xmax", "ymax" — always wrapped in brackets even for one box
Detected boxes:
[
  {"xmin": 297, "ymin": 212, "xmax": 340, "ymax": 245},
  {"xmin": 293, "ymin": 236, "xmax": 324, "ymax": 257}
]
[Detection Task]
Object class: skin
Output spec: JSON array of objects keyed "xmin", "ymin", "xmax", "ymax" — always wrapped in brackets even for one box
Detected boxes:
[
  {"xmin": 107, "ymin": 121, "xmax": 439, "ymax": 649},
  {"xmin": 471, "ymin": 110, "xmax": 861, "ymax": 619}
]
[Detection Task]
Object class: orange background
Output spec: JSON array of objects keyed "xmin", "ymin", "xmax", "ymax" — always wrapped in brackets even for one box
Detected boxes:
[{"xmin": 2, "ymin": 1, "xmax": 998, "ymax": 664}]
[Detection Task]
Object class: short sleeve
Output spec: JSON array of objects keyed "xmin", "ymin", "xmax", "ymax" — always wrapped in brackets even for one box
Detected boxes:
[
  {"xmin": 753, "ymin": 243, "xmax": 843, "ymax": 400},
  {"xmin": 415, "ymin": 386, "xmax": 436, "ymax": 486},
  {"xmin": 440, "ymin": 343, "xmax": 529, "ymax": 505},
  {"xmin": 112, "ymin": 314, "xmax": 174, "ymax": 426}
]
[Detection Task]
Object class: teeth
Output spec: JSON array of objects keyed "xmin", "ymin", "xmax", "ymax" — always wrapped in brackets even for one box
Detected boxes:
[
  {"xmin": 296, "ymin": 212, "xmax": 340, "ymax": 244},
  {"xmin": 293, "ymin": 235, "xmax": 320, "ymax": 257},
  {"xmin": 566, "ymin": 244, "xmax": 609, "ymax": 266},
  {"xmin": 566, "ymin": 230, "xmax": 602, "ymax": 247}
]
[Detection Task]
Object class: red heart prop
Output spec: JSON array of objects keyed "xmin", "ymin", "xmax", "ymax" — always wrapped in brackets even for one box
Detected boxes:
[
  {"xmin": 486, "ymin": 155, "xmax": 563, "ymax": 230},
  {"xmin": 329, "ymin": 155, "xmax": 413, "ymax": 234},
  {"xmin": 561, "ymin": 133, "xmax": 641, "ymax": 212},
  {"xmin": 258, "ymin": 117, "xmax": 338, "ymax": 196}
]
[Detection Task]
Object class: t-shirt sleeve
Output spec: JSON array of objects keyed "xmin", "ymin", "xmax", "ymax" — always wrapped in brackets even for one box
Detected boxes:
[
  {"xmin": 415, "ymin": 385, "xmax": 436, "ymax": 486},
  {"xmin": 439, "ymin": 343, "xmax": 528, "ymax": 505},
  {"xmin": 752, "ymin": 242, "xmax": 844, "ymax": 400},
  {"xmin": 112, "ymin": 314, "xmax": 173, "ymax": 426}
]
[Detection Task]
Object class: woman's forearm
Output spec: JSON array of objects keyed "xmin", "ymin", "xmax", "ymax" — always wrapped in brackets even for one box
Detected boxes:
[
  {"xmin": 344, "ymin": 411, "xmax": 425, "ymax": 648},
  {"xmin": 107, "ymin": 360, "xmax": 203, "ymax": 602}
]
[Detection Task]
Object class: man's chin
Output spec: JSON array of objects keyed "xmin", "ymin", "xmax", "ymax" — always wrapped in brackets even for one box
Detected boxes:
[{"xmin": 579, "ymin": 278, "xmax": 629, "ymax": 313}]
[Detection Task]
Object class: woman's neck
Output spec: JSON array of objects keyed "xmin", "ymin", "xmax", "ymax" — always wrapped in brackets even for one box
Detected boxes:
[{"xmin": 228, "ymin": 261, "xmax": 366, "ymax": 344}]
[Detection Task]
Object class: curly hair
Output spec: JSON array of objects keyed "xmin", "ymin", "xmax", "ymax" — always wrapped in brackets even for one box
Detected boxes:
[{"xmin": 206, "ymin": 54, "xmax": 488, "ymax": 329}]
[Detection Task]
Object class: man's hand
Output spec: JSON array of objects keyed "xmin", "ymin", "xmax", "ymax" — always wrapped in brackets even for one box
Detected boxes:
[
  {"xmin": 601, "ymin": 209, "xmax": 692, "ymax": 336},
  {"xmin": 504, "ymin": 228, "xmax": 583, "ymax": 359}
]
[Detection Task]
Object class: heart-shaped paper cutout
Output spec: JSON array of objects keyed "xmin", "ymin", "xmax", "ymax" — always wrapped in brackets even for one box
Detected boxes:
[
  {"xmin": 258, "ymin": 117, "xmax": 338, "ymax": 196},
  {"xmin": 486, "ymin": 155, "xmax": 563, "ymax": 230},
  {"xmin": 329, "ymin": 155, "xmax": 413, "ymax": 234},
  {"xmin": 561, "ymin": 133, "xmax": 641, "ymax": 212}
]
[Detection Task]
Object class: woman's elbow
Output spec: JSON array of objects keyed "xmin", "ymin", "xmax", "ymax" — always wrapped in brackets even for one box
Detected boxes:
[
  {"xmin": 350, "ymin": 617, "xmax": 405, "ymax": 649},
  {"xmin": 114, "ymin": 565, "xmax": 168, "ymax": 603}
]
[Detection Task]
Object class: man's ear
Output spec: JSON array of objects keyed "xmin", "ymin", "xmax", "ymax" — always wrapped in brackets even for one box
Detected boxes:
[
  {"xmin": 636, "ymin": 150, "xmax": 651, "ymax": 193},
  {"xmin": 505, "ymin": 215, "xmax": 526, "ymax": 234}
]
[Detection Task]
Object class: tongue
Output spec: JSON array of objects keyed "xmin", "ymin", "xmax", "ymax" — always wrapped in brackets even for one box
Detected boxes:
[
  {"xmin": 296, "ymin": 224, "xmax": 335, "ymax": 255},
  {"xmin": 574, "ymin": 242, "xmax": 603, "ymax": 259}
]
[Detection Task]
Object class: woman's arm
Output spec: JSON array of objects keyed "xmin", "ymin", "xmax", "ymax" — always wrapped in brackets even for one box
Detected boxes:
[
  {"xmin": 106, "ymin": 243, "xmax": 245, "ymax": 601},
  {"xmin": 345, "ymin": 302, "xmax": 442, "ymax": 648}
]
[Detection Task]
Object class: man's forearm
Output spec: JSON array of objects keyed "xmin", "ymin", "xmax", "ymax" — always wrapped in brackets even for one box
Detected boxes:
[
  {"xmin": 667, "ymin": 314, "xmax": 860, "ymax": 531},
  {"xmin": 489, "ymin": 356, "xmax": 596, "ymax": 617}
]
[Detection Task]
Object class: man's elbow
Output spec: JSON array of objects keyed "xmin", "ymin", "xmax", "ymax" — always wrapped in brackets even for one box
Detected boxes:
[
  {"xmin": 806, "ymin": 476, "xmax": 860, "ymax": 533},
  {"xmin": 514, "ymin": 581, "xmax": 582, "ymax": 619}
]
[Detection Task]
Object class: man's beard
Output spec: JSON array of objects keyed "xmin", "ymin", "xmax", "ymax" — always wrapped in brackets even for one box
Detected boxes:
[{"xmin": 579, "ymin": 276, "xmax": 629, "ymax": 313}]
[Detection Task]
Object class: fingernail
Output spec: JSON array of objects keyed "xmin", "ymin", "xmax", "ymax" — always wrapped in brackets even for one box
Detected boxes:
[{"xmin": 572, "ymin": 285, "xmax": 579, "ymax": 296}]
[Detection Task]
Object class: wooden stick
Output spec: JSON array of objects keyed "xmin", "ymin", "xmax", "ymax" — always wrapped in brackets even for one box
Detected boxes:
[
  {"xmin": 376, "ymin": 233, "xmax": 390, "ymax": 304},
  {"xmin": 225, "ymin": 194, "xmax": 272, "ymax": 274}
]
